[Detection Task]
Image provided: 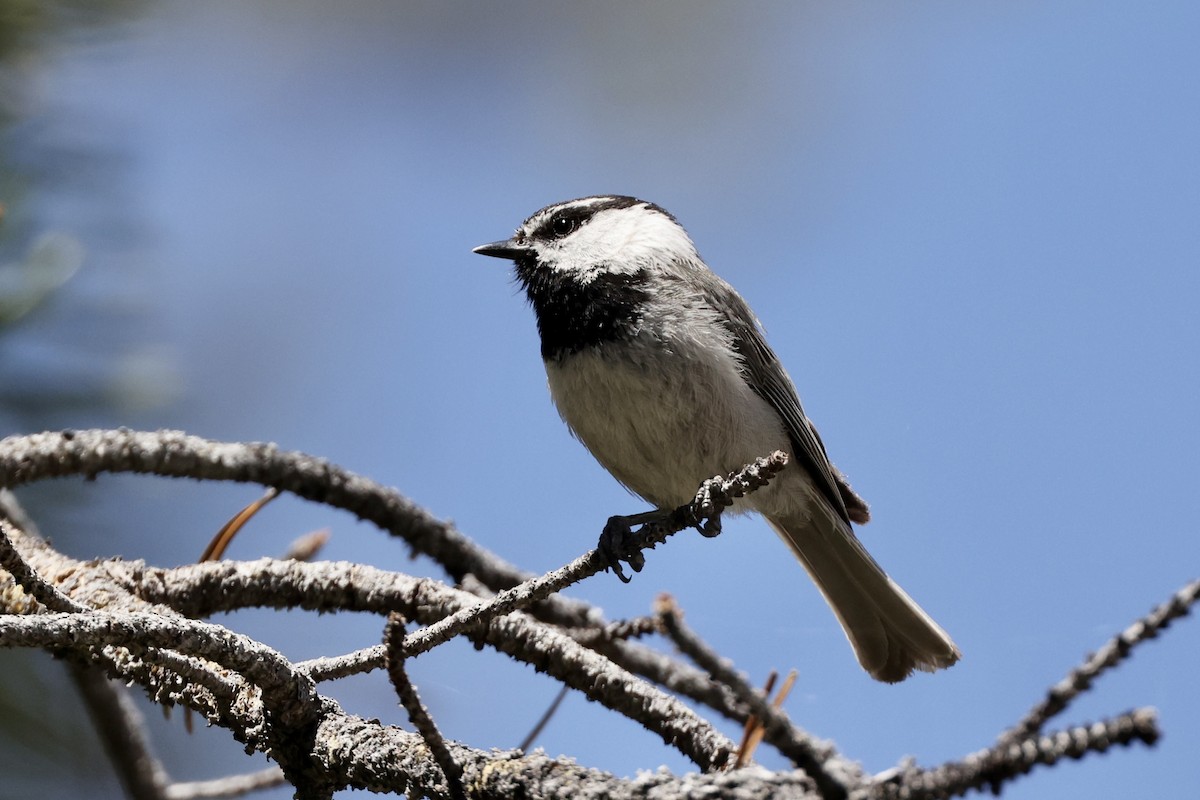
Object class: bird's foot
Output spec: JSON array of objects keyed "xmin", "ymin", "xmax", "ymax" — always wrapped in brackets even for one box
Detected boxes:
[
  {"xmin": 695, "ymin": 514, "xmax": 722, "ymax": 538},
  {"xmin": 599, "ymin": 510, "xmax": 669, "ymax": 583},
  {"xmin": 690, "ymin": 476, "xmax": 725, "ymax": 538}
]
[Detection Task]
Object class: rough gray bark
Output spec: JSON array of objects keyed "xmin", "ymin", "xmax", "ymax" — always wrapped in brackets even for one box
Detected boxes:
[{"xmin": 0, "ymin": 429, "xmax": 1184, "ymax": 799}]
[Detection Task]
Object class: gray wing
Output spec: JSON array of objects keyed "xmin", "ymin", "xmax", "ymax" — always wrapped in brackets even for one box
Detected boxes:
[{"xmin": 697, "ymin": 274, "xmax": 867, "ymax": 526}]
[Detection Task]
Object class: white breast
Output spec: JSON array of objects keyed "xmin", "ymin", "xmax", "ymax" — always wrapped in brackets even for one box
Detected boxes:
[{"xmin": 545, "ymin": 331, "xmax": 790, "ymax": 510}]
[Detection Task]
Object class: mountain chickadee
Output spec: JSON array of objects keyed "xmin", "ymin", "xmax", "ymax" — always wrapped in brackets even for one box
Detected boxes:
[{"xmin": 474, "ymin": 195, "xmax": 959, "ymax": 682}]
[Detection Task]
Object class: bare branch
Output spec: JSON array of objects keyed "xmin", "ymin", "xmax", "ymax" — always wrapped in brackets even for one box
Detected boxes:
[
  {"xmin": 0, "ymin": 514, "xmax": 88, "ymax": 612},
  {"xmin": 399, "ymin": 451, "xmax": 791, "ymax": 660},
  {"xmin": 411, "ymin": 585, "xmax": 738, "ymax": 772},
  {"xmin": 383, "ymin": 613, "xmax": 465, "ymax": 800},
  {"xmin": 68, "ymin": 662, "xmax": 171, "ymax": 800},
  {"xmin": 586, "ymin": 633, "xmax": 744, "ymax": 721},
  {"xmin": 309, "ymin": 711, "xmax": 818, "ymax": 800},
  {"xmin": 164, "ymin": 767, "xmax": 286, "ymax": 800},
  {"xmin": 873, "ymin": 708, "xmax": 1160, "ymax": 800},
  {"xmin": 0, "ymin": 430, "xmax": 625, "ymax": 654},
  {"xmin": 602, "ymin": 452, "xmax": 791, "ymax": 580},
  {"xmin": 0, "ymin": 611, "xmax": 318, "ymax": 730},
  {"xmin": 296, "ymin": 645, "xmax": 384, "ymax": 683},
  {"xmin": 0, "ymin": 431, "xmax": 1188, "ymax": 798},
  {"xmin": 518, "ymin": 684, "xmax": 571, "ymax": 753},
  {"xmin": 595, "ymin": 614, "xmax": 661, "ymax": 641},
  {"xmin": 1000, "ymin": 577, "xmax": 1200, "ymax": 745},
  {"xmin": 655, "ymin": 594, "xmax": 847, "ymax": 800},
  {"xmin": 59, "ymin": 554, "xmax": 738, "ymax": 772},
  {"xmin": 142, "ymin": 552, "xmax": 758, "ymax": 759},
  {"xmin": 0, "ymin": 428, "xmax": 531, "ymax": 591}
]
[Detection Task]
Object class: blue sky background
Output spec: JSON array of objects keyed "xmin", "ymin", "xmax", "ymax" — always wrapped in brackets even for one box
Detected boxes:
[{"xmin": 1, "ymin": 3, "xmax": 1198, "ymax": 798}]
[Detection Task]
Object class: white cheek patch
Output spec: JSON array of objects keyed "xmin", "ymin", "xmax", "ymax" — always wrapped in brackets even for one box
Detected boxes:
[{"xmin": 537, "ymin": 206, "xmax": 698, "ymax": 284}]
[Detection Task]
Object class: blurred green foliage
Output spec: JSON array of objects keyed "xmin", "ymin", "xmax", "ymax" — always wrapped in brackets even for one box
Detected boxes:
[
  {"xmin": 0, "ymin": 0, "xmax": 177, "ymax": 430},
  {"xmin": 0, "ymin": 0, "xmax": 146, "ymax": 331},
  {"xmin": 0, "ymin": 9, "xmax": 160, "ymax": 797}
]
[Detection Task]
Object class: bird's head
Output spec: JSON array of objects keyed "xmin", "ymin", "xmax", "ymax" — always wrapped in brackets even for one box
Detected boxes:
[{"xmin": 473, "ymin": 195, "xmax": 697, "ymax": 284}]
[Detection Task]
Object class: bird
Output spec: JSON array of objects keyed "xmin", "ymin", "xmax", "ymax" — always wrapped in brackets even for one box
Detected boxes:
[{"xmin": 473, "ymin": 195, "xmax": 960, "ymax": 682}]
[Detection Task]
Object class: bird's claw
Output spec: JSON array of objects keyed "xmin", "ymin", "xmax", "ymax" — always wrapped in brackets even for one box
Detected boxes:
[
  {"xmin": 599, "ymin": 506, "xmax": 724, "ymax": 581},
  {"xmin": 695, "ymin": 514, "xmax": 722, "ymax": 538},
  {"xmin": 690, "ymin": 477, "xmax": 724, "ymax": 538},
  {"xmin": 599, "ymin": 513, "xmax": 652, "ymax": 583}
]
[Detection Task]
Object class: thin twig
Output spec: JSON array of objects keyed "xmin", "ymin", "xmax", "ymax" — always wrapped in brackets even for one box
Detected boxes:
[
  {"xmin": 1000, "ymin": 576, "xmax": 1200, "ymax": 745},
  {"xmin": 384, "ymin": 613, "xmax": 465, "ymax": 800},
  {"xmin": 518, "ymin": 685, "xmax": 571, "ymax": 753},
  {"xmin": 603, "ymin": 452, "xmax": 792, "ymax": 580},
  {"xmin": 296, "ymin": 646, "xmax": 384, "ymax": 682},
  {"xmin": 655, "ymin": 593, "xmax": 846, "ymax": 800},
  {"xmin": 583, "ymin": 634, "xmax": 749, "ymax": 734},
  {"xmin": 68, "ymin": 661, "xmax": 171, "ymax": 800},
  {"xmin": 872, "ymin": 708, "xmax": 1160, "ymax": 799},
  {"xmin": 164, "ymin": 767, "xmax": 286, "ymax": 800},
  {"xmin": 400, "ymin": 453, "xmax": 791, "ymax": 660},
  {"xmin": 300, "ymin": 625, "xmax": 736, "ymax": 771},
  {"xmin": 0, "ymin": 514, "xmax": 88, "ymax": 612},
  {"xmin": 568, "ymin": 615, "xmax": 661, "ymax": 647},
  {"xmin": 140, "ymin": 556, "xmax": 806, "ymax": 773}
]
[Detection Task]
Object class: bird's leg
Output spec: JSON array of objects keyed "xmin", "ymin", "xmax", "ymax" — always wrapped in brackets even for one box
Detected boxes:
[
  {"xmin": 690, "ymin": 476, "xmax": 724, "ymax": 538},
  {"xmin": 599, "ymin": 509, "xmax": 670, "ymax": 583}
]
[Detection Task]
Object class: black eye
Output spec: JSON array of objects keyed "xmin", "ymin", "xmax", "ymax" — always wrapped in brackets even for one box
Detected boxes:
[{"xmin": 550, "ymin": 216, "xmax": 577, "ymax": 237}]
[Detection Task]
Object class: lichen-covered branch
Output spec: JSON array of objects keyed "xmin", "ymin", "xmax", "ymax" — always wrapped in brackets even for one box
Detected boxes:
[
  {"xmin": 0, "ymin": 429, "xmax": 1183, "ymax": 799},
  {"xmin": 0, "ymin": 514, "xmax": 87, "ymax": 612},
  {"xmin": 999, "ymin": 577, "xmax": 1200, "ymax": 746},
  {"xmin": 164, "ymin": 767, "xmax": 286, "ymax": 800},
  {"xmin": 384, "ymin": 612, "xmax": 465, "ymax": 800},
  {"xmin": 0, "ymin": 428, "xmax": 534, "ymax": 592},
  {"xmin": 127, "ymin": 557, "xmax": 737, "ymax": 771},
  {"xmin": 870, "ymin": 709, "xmax": 1160, "ymax": 800},
  {"xmin": 655, "ymin": 594, "xmax": 847, "ymax": 800}
]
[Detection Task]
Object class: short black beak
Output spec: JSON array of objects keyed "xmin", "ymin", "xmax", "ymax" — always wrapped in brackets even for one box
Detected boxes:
[{"xmin": 472, "ymin": 239, "xmax": 530, "ymax": 260}]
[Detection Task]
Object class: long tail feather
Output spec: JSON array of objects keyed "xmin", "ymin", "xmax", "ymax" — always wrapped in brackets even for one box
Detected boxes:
[{"xmin": 769, "ymin": 510, "xmax": 960, "ymax": 683}]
